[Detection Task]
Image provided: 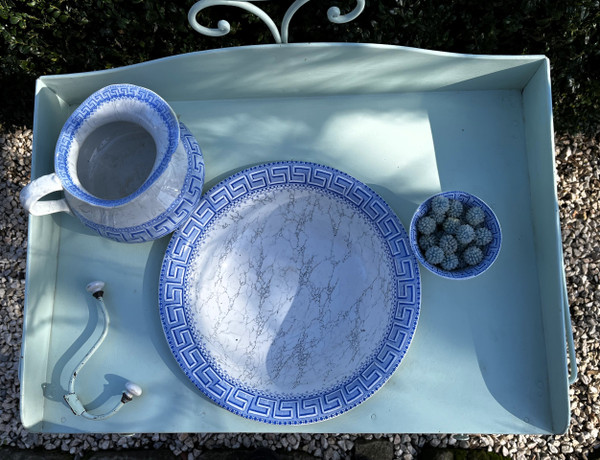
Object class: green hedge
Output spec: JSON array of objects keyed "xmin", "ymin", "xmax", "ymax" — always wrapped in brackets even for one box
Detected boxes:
[{"xmin": 1, "ymin": 0, "xmax": 598, "ymax": 133}]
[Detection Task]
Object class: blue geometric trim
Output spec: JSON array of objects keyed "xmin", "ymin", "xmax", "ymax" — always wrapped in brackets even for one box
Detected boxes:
[
  {"xmin": 75, "ymin": 123, "xmax": 204, "ymax": 243},
  {"xmin": 55, "ymin": 84, "xmax": 180, "ymax": 207},
  {"xmin": 158, "ymin": 161, "xmax": 421, "ymax": 424}
]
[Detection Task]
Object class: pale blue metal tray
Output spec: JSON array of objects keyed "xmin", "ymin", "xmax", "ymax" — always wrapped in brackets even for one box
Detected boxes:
[{"xmin": 21, "ymin": 42, "xmax": 575, "ymax": 434}]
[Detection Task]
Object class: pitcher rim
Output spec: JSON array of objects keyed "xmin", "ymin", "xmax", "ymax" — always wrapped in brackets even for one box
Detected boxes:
[{"xmin": 54, "ymin": 83, "xmax": 180, "ymax": 207}]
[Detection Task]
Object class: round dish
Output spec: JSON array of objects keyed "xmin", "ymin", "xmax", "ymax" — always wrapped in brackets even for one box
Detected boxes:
[
  {"xmin": 159, "ymin": 161, "xmax": 420, "ymax": 424},
  {"xmin": 409, "ymin": 191, "xmax": 501, "ymax": 279}
]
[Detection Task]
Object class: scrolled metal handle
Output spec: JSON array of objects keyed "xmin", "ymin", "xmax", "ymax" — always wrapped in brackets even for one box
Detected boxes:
[
  {"xmin": 188, "ymin": 0, "xmax": 282, "ymax": 43},
  {"xmin": 327, "ymin": 0, "xmax": 365, "ymax": 24},
  {"xmin": 188, "ymin": 0, "xmax": 365, "ymax": 44}
]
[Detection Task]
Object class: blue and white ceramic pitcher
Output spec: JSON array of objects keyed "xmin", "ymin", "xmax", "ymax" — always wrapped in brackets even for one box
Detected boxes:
[{"xmin": 21, "ymin": 84, "xmax": 205, "ymax": 243}]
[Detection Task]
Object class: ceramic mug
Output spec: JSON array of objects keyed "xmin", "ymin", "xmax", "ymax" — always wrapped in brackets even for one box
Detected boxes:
[{"xmin": 21, "ymin": 84, "xmax": 205, "ymax": 243}]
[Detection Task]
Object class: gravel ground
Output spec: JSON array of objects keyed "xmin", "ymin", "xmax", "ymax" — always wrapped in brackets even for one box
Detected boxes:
[{"xmin": 0, "ymin": 125, "xmax": 598, "ymax": 459}]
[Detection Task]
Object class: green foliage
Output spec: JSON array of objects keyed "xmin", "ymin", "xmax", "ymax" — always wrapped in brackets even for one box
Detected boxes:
[{"xmin": 0, "ymin": 0, "xmax": 598, "ymax": 133}]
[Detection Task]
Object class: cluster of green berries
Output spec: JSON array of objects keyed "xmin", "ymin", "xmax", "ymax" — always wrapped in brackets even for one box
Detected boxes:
[{"xmin": 416, "ymin": 195, "xmax": 493, "ymax": 271}]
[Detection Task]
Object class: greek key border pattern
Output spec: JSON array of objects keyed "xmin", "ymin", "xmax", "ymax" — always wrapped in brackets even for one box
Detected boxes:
[
  {"xmin": 159, "ymin": 161, "xmax": 420, "ymax": 424},
  {"xmin": 77, "ymin": 123, "xmax": 205, "ymax": 243},
  {"xmin": 55, "ymin": 84, "xmax": 180, "ymax": 207}
]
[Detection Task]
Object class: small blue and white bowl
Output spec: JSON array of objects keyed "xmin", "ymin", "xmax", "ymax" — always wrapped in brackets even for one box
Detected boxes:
[{"xmin": 409, "ymin": 191, "xmax": 501, "ymax": 279}]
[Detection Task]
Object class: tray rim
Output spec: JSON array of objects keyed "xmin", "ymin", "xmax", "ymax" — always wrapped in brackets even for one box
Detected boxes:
[{"xmin": 36, "ymin": 42, "xmax": 550, "ymax": 83}]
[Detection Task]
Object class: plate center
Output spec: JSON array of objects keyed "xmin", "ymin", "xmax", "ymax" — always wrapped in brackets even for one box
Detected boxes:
[{"xmin": 186, "ymin": 186, "xmax": 394, "ymax": 396}]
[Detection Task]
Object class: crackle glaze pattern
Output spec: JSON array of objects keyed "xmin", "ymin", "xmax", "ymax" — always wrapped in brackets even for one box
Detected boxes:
[
  {"xmin": 187, "ymin": 186, "xmax": 393, "ymax": 395},
  {"xmin": 159, "ymin": 162, "xmax": 420, "ymax": 424}
]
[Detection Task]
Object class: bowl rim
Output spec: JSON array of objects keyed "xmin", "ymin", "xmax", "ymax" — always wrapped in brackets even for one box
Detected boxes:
[{"xmin": 409, "ymin": 190, "xmax": 502, "ymax": 280}]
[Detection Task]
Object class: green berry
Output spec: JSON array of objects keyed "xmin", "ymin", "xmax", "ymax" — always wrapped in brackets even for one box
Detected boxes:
[
  {"xmin": 442, "ymin": 217, "xmax": 461, "ymax": 235},
  {"xmin": 456, "ymin": 224, "xmax": 475, "ymax": 245},
  {"xmin": 418, "ymin": 234, "xmax": 437, "ymax": 251},
  {"xmin": 463, "ymin": 246, "xmax": 483, "ymax": 266},
  {"xmin": 431, "ymin": 195, "xmax": 450, "ymax": 215},
  {"xmin": 439, "ymin": 234, "xmax": 458, "ymax": 254},
  {"xmin": 474, "ymin": 227, "xmax": 493, "ymax": 246},
  {"xmin": 417, "ymin": 216, "xmax": 436, "ymax": 235},
  {"xmin": 465, "ymin": 206, "xmax": 485, "ymax": 226},
  {"xmin": 425, "ymin": 246, "xmax": 445, "ymax": 265},
  {"xmin": 447, "ymin": 199, "xmax": 463, "ymax": 218},
  {"xmin": 441, "ymin": 253, "xmax": 459, "ymax": 271}
]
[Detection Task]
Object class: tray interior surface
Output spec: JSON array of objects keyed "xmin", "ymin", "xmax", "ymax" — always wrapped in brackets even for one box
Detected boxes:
[{"xmin": 21, "ymin": 44, "xmax": 569, "ymax": 434}]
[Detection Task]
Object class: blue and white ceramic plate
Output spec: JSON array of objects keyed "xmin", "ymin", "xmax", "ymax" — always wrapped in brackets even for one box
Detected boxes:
[{"xmin": 159, "ymin": 162, "xmax": 420, "ymax": 424}]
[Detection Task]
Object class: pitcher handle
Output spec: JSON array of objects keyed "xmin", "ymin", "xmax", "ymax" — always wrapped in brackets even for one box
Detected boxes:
[{"xmin": 20, "ymin": 173, "xmax": 72, "ymax": 216}]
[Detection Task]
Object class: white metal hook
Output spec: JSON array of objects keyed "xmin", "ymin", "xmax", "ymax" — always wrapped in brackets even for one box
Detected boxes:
[{"xmin": 64, "ymin": 282, "xmax": 142, "ymax": 420}]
